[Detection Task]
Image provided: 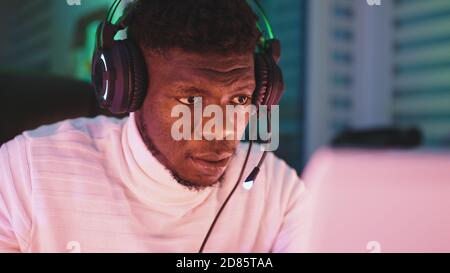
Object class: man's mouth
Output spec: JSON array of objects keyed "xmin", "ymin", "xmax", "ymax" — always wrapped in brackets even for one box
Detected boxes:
[{"xmin": 189, "ymin": 152, "xmax": 233, "ymax": 175}]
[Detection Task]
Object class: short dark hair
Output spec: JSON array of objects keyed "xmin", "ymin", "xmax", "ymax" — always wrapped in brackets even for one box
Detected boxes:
[{"xmin": 126, "ymin": 0, "xmax": 261, "ymax": 55}]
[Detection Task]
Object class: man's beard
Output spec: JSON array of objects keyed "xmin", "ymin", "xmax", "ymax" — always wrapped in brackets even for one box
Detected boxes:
[
  {"xmin": 136, "ymin": 112, "xmax": 226, "ymax": 192},
  {"xmin": 169, "ymin": 171, "xmax": 226, "ymax": 192}
]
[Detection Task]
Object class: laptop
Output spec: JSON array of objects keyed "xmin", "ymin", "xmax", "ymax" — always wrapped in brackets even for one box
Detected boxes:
[{"xmin": 300, "ymin": 148, "xmax": 450, "ymax": 253}]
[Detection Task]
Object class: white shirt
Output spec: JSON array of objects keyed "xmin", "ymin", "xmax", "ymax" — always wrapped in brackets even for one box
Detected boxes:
[{"xmin": 0, "ymin": 113, "xmax": 310, "ymax": 253}]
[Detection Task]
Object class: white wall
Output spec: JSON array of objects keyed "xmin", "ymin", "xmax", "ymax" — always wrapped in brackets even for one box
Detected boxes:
[{"xmin": 305, "ymin": 0, "xmax": 396, "ymax": 159}]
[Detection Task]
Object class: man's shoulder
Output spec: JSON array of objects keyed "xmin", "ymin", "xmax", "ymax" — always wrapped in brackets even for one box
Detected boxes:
[
  {"xmin": 236, "ymin": 142, "xmax": 302, "ymax": 186},
  {"xmin": 234, "ymin": 143, "xmax": 308, "ymax": 231},
  {"xmin": 0, "ymin": 115, "xmax": 129, "ymax": 166},
  {"xmin": 0, "ymin": 115, "xmax": 129, "ymax": 194},
  {"xmin": 21, "ymin": 115, "xmax": 127, "ymax": 143}
]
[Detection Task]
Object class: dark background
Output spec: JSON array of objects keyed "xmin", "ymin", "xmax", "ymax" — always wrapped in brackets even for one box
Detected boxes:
[{"xmin": 1, "ymin": 0, "xmax": 449, "ymax": 173}]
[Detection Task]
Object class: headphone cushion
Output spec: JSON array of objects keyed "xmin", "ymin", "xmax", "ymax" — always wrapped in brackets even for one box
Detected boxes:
[
  {"xmin": 253, "ymin": 52, "xmax": 284, "ymax": 107},
  {"xmin": 253, "ymin": 53, "xmax": 269, "ymax": 106},
  {"xmin": 121, "ymin": 40, "xmax": 148, "ymax": 112},
  {"xmin": 267, "ymin": 61, "xmax": 284, "ymax": 106}
]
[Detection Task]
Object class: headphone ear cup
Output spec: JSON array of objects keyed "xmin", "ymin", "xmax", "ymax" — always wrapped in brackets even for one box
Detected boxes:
[
  {"xmin": 105, "ymin": 40, "xmax": 147, "ymax": 114},
  {"xmin": 121, "ymin": 40, "xmax": 148, "ymax": 112},
  {"xmin": 266, "ymin": 62, "xmax": 284, "ymax": 106},
  {"xmin": 253, "ymin": 52, "xmax": 285, "ymax": 107},
  {"xmin": 253, "ymin": 53, "xmax": 269, "ymax": 106},
  {"xmin": 91, "ymin": 49, "xmax": 111, "ymax": 109}
]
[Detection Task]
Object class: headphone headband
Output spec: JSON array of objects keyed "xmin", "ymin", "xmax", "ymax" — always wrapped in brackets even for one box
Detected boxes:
[{"xmin": 103, "ymin": 0, "xmax": 276, "ymax": 47}]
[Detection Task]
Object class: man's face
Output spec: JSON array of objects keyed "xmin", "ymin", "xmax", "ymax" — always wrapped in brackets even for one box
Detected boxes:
[{"xmin": 136, "ymin": 48, "xmax": 255, "ymax": 189}]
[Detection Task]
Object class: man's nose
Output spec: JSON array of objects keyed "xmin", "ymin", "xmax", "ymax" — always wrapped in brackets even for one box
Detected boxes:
[
  {"xmin": 201, "ymin": 121, "xmax": 235, "ymax": 141},
  {"xmin": 193, "ymin": 104, "xmax": 236, "ymax": 141}
]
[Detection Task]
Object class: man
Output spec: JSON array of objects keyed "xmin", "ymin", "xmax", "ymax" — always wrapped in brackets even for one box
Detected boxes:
[{"xmin": 0, "ymin": 0, "xmax": 309, "ymax": 252}]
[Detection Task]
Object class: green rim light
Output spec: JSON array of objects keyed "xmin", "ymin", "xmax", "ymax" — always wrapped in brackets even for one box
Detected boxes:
[{"xmin": 253, "ymin": 0, "xmax": 275, "ymax": 39}]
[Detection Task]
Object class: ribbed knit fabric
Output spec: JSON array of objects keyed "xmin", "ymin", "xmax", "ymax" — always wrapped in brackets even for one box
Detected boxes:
[{"xmin": 0, "ymin": 113, "xmax": 309, "ymax": 253}]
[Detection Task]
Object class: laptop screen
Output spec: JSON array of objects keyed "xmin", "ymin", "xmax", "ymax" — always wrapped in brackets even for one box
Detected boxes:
[{"xmin": 301, "ymin": 148, "xmax": 450, "ymax": 253}]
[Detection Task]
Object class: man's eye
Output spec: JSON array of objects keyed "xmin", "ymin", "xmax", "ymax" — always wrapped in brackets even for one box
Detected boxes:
[
  {"xmin": 231, "ymin": 96, "xmax": 250, "ymax": 105},
  {"xmin": 178, "ymin": 96, "xmax": 201, "ymax": 105}
]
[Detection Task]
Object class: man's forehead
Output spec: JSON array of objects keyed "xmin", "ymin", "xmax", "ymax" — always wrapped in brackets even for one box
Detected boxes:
[{"xmin": 148, "ymin": 48, "xmax": 254, "ymax": 72}]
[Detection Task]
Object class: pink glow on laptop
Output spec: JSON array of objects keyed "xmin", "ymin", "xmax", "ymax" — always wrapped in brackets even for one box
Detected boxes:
[{"xmin": 301, "ymin": 148, "xmax": 450, "ymax": 253}]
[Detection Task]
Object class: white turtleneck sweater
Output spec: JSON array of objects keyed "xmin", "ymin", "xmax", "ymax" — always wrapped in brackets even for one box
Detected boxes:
[{"xmin": 0, "ymin": 114, "xmax": 310, "ymax": 253}]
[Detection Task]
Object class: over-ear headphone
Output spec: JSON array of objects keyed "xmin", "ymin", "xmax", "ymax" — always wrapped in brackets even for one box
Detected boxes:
[{"xmin": 91, "ymin": 0, "xmax": 284, "ymax": 114}]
